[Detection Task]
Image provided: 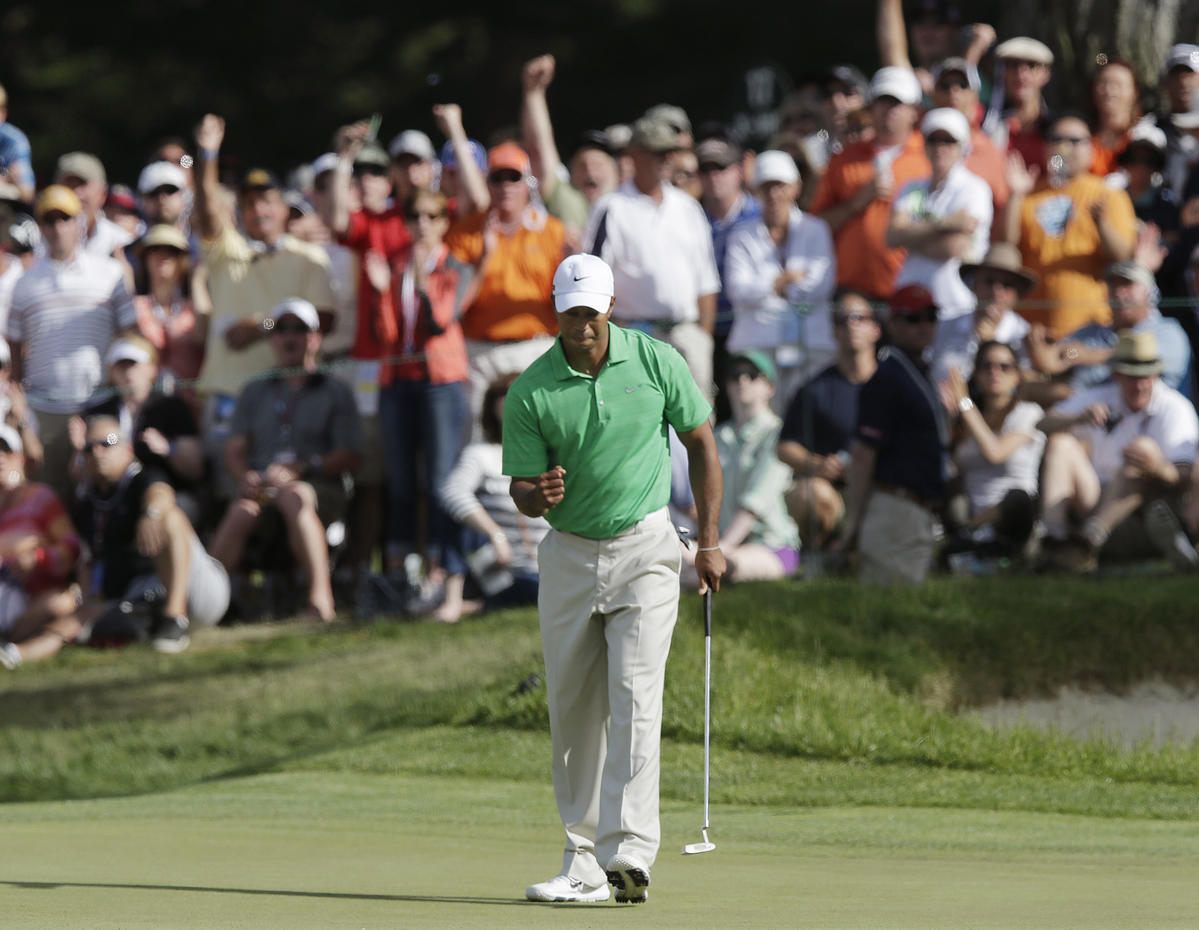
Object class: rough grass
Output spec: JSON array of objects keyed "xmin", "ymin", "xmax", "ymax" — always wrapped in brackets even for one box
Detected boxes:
[{"xmin": 2, "ymin": 576, "xmax": 1197, "ymax": 818}]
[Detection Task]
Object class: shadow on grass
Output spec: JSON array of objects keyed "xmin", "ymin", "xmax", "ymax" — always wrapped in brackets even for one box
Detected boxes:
[{"xmin": 3, "ymin": 879, "xmax": 554, "ymax": 908}]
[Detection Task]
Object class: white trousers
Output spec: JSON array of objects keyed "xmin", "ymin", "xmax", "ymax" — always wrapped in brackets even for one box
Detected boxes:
[{"xmin": 537, "ymin": 506, "xmax": 681, "ymax": 883}]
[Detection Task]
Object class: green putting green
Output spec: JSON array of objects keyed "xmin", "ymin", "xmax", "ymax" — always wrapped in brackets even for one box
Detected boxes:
[{"xmin": 4, "ymin": 771, "xmax": 1196, "ymax": 929}]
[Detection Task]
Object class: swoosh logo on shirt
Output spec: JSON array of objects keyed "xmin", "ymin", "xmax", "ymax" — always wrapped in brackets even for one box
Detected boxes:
[{"xmin": 625, "ymin": 385, "xmax": 640, "ymax": 394}]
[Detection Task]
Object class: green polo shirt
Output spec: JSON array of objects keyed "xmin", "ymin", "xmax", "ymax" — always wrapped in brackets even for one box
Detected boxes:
[{"xmin": 503, "ymin": 323, "xmax": 711, "ymax": 539}]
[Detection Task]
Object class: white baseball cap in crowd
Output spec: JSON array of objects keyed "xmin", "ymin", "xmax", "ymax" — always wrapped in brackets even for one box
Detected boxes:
[
  {"xmin": 269, "ymin": 297, "xmax": 321, "ymax": 331},
  {"xmin": 552, "ymin": 254, "xmax": 615, "ymax": 314},
  {"xmin": 1165, "ymin": 43, "xmax": 1199, "ymax": 75},
  {"xmin": 0, "ymin": 423, "xmax": 22, "ymax": 456},
  {"xmin": 869, "ymin": 66, "xmax": 923, "ymax": 105},
  {"xmin": 753, "ymin": 150, "xmax": 800, "ymax": 186},
  {"xmin": 137, "ymin": 161, "xmax": 187, "ymax": 195},
  {"xmin": 388, "ymin": 129, "xmax": 436, "ymax": 162},
  {"xmin": 106, "ymin": 338, "xmax": 155, "ymax": 367},
  {"xmin": 311, "ymin": 152, "xmax": 340, "ymax": 177},
  {"xmin": 920, "ymin": 107, "xmax": 971, "ymax": 145}
]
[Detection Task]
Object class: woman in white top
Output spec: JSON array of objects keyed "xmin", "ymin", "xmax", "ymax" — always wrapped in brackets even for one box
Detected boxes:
[
  {"xmin": 940, "ymin": 340, "xmax": 1045, "ymax": 558},
  {"xmin": 435, "ymin": 372, "xmax": 548, "ymax": 624}
]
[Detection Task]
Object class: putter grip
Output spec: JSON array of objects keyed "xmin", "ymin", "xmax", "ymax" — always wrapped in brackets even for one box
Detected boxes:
[{"xmin": 703, "ymin": 589, "xmax": 712, "ymax": 637}]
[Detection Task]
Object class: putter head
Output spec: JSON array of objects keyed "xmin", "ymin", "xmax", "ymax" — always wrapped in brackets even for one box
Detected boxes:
[{"xmin": 682, "ymin": 828, "xmax": 715, "ymax": 855}]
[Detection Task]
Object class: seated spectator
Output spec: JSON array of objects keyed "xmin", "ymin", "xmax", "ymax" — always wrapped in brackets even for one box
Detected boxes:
[
  {"xmin": 1031, "ymin": 261, "xmax": 1191, "ymax": 397},
  {"xmin": 931, "ymin": 243, "xmax": 1035, "ymax": 384},
  {"xmin": 939, "ymin": 341, "xmax": 1045, "ymax": 561},
  {"xmin": 684, "ymin": 351, "xmax": 798, "ymax": 585},
  {"xmin": 132, "ymin": 224, "xmax": 208, "ymax": 391},
  {"xmin": 888, "ymin": 108, "xmax": 993, "ymax": 322},
  {"xmin": 777, "ymin": 288, "xmax": 880, "ymax": 551},
  {"xmin": 365, "ymin": 187, "xmax": 475, "ymax": 599},
  {"xmin": 73, "ymin": 335, "xmax": 206, "ymax": 525},
  {"xmin": 435, "ymin": 373, "xmax": 548, "ymax": 624},
  {"xmin": 725, "ymin": 150, "xmax": 836, "ymax": 409},
  {"xmin": 1038, "ymin": 330, "xmax": 1198, "ymax": 573},
  {"xmin": 835, "ymin": 284, "xmax": 948, "ymax": 584},
  {"xmin": 1003, "ymin": 112, "xmax": 1137, "ymax": 337},
  {"xmin": 811, "ymin": 66, "xmax": 930, "ymax": 302},
  {"xmin": 209, "ymin": 299, "xmax": 362, "ymax": 622},
  {"xmin": 8, "ymin": 185, "xmax": 137, "ymax": 503},
  {"xmin": 1088, "ymin": 59, "xmax": 1141, "ymax": 177},
  {"xmin": 69, "ymin": 415, "xmax": 228, "ymax": 654},
  {"xmin": 0, "ymin": 337, "xmax": 42, "ymax": 475},
  {"xmin": 0, "ymin": 424, "xmax": 80, "ymax": 669}
]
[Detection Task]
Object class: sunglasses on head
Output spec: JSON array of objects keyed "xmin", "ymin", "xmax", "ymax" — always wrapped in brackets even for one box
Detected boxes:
[
  {"xmin": 488, "ymin": 169, "xmax": 523, "ymax": 185},
  {"xmin": 85, "ymin": 433, "xmax": 122, "ymax": 453},
  {"xmin": 895, "ymin": 309, "xmax": 938, "ymax": 324}
]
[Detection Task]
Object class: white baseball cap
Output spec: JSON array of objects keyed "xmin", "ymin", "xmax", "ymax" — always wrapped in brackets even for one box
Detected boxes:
[
  {"xmin": 311, "ymin": 152, "xmax": 340, "ymax": 177},
  {"xmin": 1165, "ymin": 43, "xmax": 1199, "ymax": 74},
  {"xmin": 388, "ymin": 129, "xmax": 436, "ymax": 162},
  {"xmin": 869, "ymin": 67, "xmax": 923, "ymax": 105},
  {"xmin": 269, "ymin": 297, "xmax": 321, "ymax": 331},
  {"xmin": 753, "ymin": 150, "xmax": 800, "ymax": 186},
  {"xmin": 552, "ymin": 254, "xmax": 615, "ymax": 314},
  {"xmin": 137, "ymin": 161, "xmax": 187, "ymax": 195},
  {"xmin": 106, "ymin": 338, "xmax": 155, "ymax": 367},
  {"xmin": 0, "ymin": 424, "xmax": 22, "ymax": 456},
  {"xmin": 921, "ymin": 108, "xmax": 971, "ymax": 145}
]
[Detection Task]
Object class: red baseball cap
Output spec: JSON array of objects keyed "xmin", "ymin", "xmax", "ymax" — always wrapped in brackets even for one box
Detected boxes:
[{"xmin": 888, "ymin": 284, "xmax": 938, "ymax": 318}]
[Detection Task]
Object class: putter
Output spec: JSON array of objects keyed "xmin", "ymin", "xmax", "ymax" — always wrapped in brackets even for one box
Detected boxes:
[{"xmin": 683, "ymin": 588, "xmax": 716, "ymax": 855}]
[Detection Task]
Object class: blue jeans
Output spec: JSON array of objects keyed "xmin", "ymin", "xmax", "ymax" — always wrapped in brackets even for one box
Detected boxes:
[{"xmin": 379, "ymin": 379, "xmax": 469, "ymax": 575}]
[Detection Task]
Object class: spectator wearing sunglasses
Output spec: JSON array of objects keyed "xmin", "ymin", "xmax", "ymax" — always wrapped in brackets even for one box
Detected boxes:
[
  {"xmin": 930, "ymin": 58, "xmax": 1010, "ymax": 213},
  {"xmin": 887, "ymin": 108, "xmax": 993, "ymax": 323},
  {"xmin": 777, "ymin": 288, "xmax": 880, "ymax": 553},
  {"xmin": 446, "ymin": 136, "xmax": 567, "ymax": 432},
  {"xmin": 939, "ymin": 340, "xmax": 1045, "ymax": 563},
  {"xmin": 931, "ymin": 242, "xmax": 1035, "ymax": 385},
  {"xmin": 682, "ymin": 350, "xmax": 798, "ymax": 586},
  {"xmin": 1037, "ymin": 330, "xmax": 1198, "ymax": 574},
  {"xmin": 209, "ymin": 298, "xmax": 362, "ymax": 622},
  {"xmin": 834, "ymin": 284, "xmax": 948, "ymax": 583},
  {"xmin": 1003, "ymin": 113, "xmax": 1136, "ymax": 338}
]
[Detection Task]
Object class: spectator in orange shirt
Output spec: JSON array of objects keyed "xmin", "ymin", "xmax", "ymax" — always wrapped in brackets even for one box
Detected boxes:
[
  {"xmin": 1002, "ymin": 113, "xmax": 1137, "ymax": 337},
  {"xmin": 446, "ymin": 138, "xmax": 567, "ymax": 430},
  {"xmin": 811, "ymin": 66, "xmax": 931, "ymax": 300}
]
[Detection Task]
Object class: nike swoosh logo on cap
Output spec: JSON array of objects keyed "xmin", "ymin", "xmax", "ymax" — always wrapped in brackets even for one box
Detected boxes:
[{"xmin": 573, "ymin": 274, "xmax": 588, "ymax": 281}]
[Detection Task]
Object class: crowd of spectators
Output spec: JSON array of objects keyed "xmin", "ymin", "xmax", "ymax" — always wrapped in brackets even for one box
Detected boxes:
[{"xmin": 3, "ymin": 1, "xmax": 1199, "ymax": 667}]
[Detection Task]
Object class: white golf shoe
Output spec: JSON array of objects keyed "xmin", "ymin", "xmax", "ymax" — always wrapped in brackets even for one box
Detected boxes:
[
  {"xmin": 605, "ymin": 853, "xmax": 650, "ymax": 904},
  {"xmin": 525, "ymin": 873, "xmax": 610, "ymax": 903}
]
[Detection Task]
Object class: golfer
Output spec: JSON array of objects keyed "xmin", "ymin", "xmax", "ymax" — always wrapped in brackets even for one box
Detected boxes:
[{"xmin": 505, "ymin": 253, "xmax": 725, "ymax": 905}]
